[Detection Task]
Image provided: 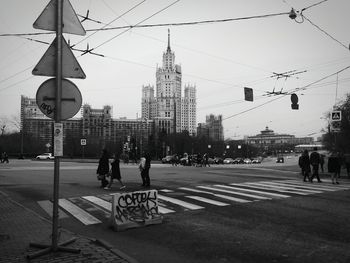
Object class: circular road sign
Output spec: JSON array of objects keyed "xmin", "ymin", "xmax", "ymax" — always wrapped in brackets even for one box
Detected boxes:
[{"xmin": 36, "ymin": 78, "xmax": 82, "ymax": 120}]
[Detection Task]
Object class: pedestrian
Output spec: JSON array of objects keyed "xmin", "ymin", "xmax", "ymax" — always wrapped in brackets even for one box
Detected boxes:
[
  {"xmin": 96, "ymin": 149, "xmax": 109, "ymax": 188},
  {"xmin": 344, "ymin": 152, "xmax": 350, "ymax": 178},
  {"xmin": 105, "ymin": 153, "xmax": 126, "ymax": 190},
  {"xmin": 328, "ymin": 152, "xmax": 341, "ymax": 184},
  {"xmin": 2, "ymin": 152, "xmax": 9, "ymax": 163},
  {"xmin": 144, "ymin": 152, "xmax": 151, "ymax": 187},
  {"xmin": 203, "ymin": 153, "xmax": 210, "ymax": 167},
  {"xmin": 309, "ymin": 147, "xmax": 322, "ymax": 183},
  {"xmin": 139, "ymin": 155, "xmax": 146, "ymax": 186},
  {"xmin": 298, "ymin": 150, "xmax": 311, "ymax": 182}
]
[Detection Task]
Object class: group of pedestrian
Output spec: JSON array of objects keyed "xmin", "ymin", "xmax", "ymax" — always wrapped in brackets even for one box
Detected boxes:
[
  {"xmin": 96, "ymin": 149, "xmax": 151, "ymax": 190},
  {"xmin": 298, "ymin": 147, "xmax": 345, "ymax": 184},
  {"xmin": 0, "ymin": 152, "xmax": 9, "ymax": 163}
]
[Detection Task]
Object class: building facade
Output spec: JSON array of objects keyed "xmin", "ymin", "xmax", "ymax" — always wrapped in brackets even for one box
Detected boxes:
[
  {"xmin": 141, "ymin": 30, "xmax": 197, "ymax": 136},
  {"xmin": 21, "ymin": 96, "xmax": 153, "ymax": 156},
  {"xmin": 197, "ymin": 114, "xmax": 224, "ymax": 141},
  {"xmin": 246, "ymin": 126, "xmax": 314, "ymax": 149}
]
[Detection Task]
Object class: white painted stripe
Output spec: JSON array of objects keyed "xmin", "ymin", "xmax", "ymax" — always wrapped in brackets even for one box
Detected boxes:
[
  {"xmin": 82, "ymin": 196, "xmax": 112, "ymax": 211},
  {"xmin": 37, "ymin": 200, "xmax": 69, "ymax": 219},
  {"xmin": 179, "ymin": 187, "xmax": 251, "ymax": 203},
  {"xmin": 159, "ymin": 189, "xmax": 174, "ymax": 193},
  {"xmin": 198, "ymin": 186, "xmax": 271, "ymax": 200},
  {"xmin": 263, "ymin": 181, "xmax": 322, "ymax": 193},
  {"xmin": 277, "ymin": 181, "xmax": 339, "ymax": 191},
  {"xmin": 284, "ymin": 179, "xmax": 350, "ymax": 189},
  {"xmin": 225, "ymin": 184, "xmax": 291, "ymax": 198},
  {"xmin": 158, "ymin": 205, "xmax": 175, "ymax": 214},
  {"xmin": 58, "ymin": 199, "xmax": 101, "ymax": 225},
  {"xmin": 158, "ymin": 195, "xmax": 204, "ymax": 210},
  {"xmin": 185, "ymin": 196, "xmax": 229, "ymax": 206},
  {"xmin": 243, "ymin": 183, "xmax": 309, "ymax": 195}
]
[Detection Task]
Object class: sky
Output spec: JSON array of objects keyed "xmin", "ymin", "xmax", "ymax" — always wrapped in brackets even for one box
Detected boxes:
[{"xmin": 0, "ymin": 0, "xmax": 349, "ymax": 140}]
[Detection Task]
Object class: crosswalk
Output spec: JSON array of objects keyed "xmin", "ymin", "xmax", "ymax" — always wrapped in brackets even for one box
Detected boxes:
[{"xmin": 37, "ymin": 179, "xmax": 350, "ymax": 226}]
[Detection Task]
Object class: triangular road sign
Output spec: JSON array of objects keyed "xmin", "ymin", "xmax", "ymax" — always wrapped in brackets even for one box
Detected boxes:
[
  {"xmin": 32, "ymin": 37, "xmax": 86, "ymax": 79},
  {"xmin": 331, "ymin": 111, "xmax": 341, "ymax": 121},
  {"xmin": 33, "ymin": 0, "xmax": 86, "ymax": 36}
]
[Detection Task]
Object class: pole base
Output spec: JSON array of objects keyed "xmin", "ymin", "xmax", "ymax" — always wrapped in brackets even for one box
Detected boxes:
[{"xmin": 27, "ymin": 237, "xmax": 80, "ymax": 260}]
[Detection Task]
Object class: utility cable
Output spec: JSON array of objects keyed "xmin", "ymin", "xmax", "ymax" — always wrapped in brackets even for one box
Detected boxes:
[{"xmin": 301, "ymin": 0, "xmax": 329, "ymax": 12}]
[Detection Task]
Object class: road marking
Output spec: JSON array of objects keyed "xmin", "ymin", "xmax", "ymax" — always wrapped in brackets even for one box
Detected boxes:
[
  {"xmin": 198, "ymin": 185, "xmax": 271, "ymax": 200},
  {"xmin": 283, "ymin": 179, "xmax": 350, "ymax": 189},
  {"xmin": 37, "ymin": 200, "xmax": 69, "ymax": 219},
  {"xmin": 273, "ymin": 181, "xmax": 340, "ymax": 191},
  {"xmin": 243, "ymin": 182, "xmax": 310, "ymax": 195},
  {"xmin": 185, "ymin": 196, "xmax": 230, "ymax": 206},
  {"xmin": 158, "ymin": 194, "xmax": 204, "ymax": 210},
  {"xmin": 58, "ymin": 199, "xmax": 101, "ymax": 225},
  {"xmin": 262, "ymin": 181, "xmax": 322, "ymax": 194},
  {"xmin": 158, "ymin": 205, "xmax": 175, "ymax": 214},
  {"xmin": 228, "ymin": 184, "xmax": 291, "ymax": 198},
  {"xmin": 82, "ymin": 196, "xmax": 112, "ymax": 211},
  {"xmin": 159, "ymin": 189, "xmax": 174, "ymax": 193},
  {"xmin": 179, "ymin": 187, "xmax": 252, "ymax": 203}
]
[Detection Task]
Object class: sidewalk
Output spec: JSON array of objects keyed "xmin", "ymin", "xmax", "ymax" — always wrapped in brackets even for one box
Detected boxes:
[{"xmin": 0, "ymin": 191, "xmax": 138, "ymax": 263}]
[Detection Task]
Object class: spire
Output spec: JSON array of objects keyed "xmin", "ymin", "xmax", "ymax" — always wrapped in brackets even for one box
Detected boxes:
[{"xmin": 167, "ymin": 28, "xmax": 171, "ymax": 52}]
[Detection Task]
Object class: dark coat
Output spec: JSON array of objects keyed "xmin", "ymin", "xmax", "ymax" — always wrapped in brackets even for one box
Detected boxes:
[
  {"xmin": 310, "ymin": 151, "xmax": 320, "ymax": 166},
  {"xmin": 97, "ymin": 155, "xmax": 109, "ymax": 175},
  {"xmin": 328, "ymin": 156, "xmax": 341, "ymax": 173},
  {"xmin": 111, "ymin": 159, "xmax": 121, "ymax": 179},
  {"xmin": 299, "ymin": 154, "xmax": 311, "ymax": 172}
]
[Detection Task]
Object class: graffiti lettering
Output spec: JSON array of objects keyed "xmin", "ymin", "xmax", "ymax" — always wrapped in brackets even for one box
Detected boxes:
[
  {"xmin": 40, "ymin": 103, "xmax": 55, "ymax": 115},
  {"xmin": 111, "ymin": 190, "xmax": 162, "ymax": 230}
]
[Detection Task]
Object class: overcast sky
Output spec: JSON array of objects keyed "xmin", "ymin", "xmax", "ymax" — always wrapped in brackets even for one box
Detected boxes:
[{"xmin": 0, "ymin": 0, "xmax": 349, "ymax": 140}]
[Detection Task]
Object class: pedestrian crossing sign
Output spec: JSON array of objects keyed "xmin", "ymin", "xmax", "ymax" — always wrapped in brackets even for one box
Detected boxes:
[{"xmin": 331, "ymin": 111, "xmax": 341, "ymax": 121}]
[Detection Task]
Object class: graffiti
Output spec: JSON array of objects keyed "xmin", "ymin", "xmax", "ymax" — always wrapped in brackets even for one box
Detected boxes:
[
  {"xmin": 111, "ymin": 190, "xmax": 163, "ymax": 231},
  {"xmin": 40, "ymin": 102, "xmax": 55, "ymax": 115}
]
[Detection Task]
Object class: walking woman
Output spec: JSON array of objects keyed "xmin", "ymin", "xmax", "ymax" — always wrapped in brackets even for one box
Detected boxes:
[
  {"xmin": 105, "ymin": 153, "xmax": 126, "ymax": 190},
  {"xmin": 97, "ymin": 149, "xmax": 109, "ymax": 188},
  {"xmin": 299, "ymin": 150, "xmax": 311, "ymax": 182}
]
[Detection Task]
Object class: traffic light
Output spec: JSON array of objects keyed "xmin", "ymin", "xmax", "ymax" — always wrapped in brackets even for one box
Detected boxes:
[
  {"xmin": 291, "ymin": 93, "xmax": 299, "ymax": 110},
  {"xmin": 244, "ymin": 87, "xmax": 253, "ymax": 102}
]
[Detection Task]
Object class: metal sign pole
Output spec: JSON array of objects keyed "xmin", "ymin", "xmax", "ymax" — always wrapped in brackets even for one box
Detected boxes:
[{"xmin": 52, "ymin": 0, "xmax": 63, "ymax": 251}]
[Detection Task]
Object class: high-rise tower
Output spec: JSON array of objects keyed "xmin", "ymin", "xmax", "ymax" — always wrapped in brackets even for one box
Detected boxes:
[{"xmin": 141, "ymin": 30, "xmax": 196, "ymax": 136}]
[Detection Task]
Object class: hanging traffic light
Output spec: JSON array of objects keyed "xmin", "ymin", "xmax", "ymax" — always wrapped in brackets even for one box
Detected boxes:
[
  {"xmin": 291, "ymin": 93, "xmax": 299, "ymax": 110},
  {"xmin": 244, "ymin": 87, "xmax": 253, "ymax": 102}
]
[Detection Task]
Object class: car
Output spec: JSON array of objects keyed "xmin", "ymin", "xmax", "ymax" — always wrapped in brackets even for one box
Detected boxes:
[
  {"xmin": 36, "ymin": 153, "xmax": 54, "ymax": 160},
  {"xmin": 161, "ymin": 155, "xmax": 175, "ymax": 164},
  {"xmin": 243, "ymin": 158, "xmax": 252, "ymax": 164},
  {"xmin": 276, "ymin": 157, "xmax": 284, "ymax": 163},
  {"xmin": 251, "ymin": 158, "xmax": 262, "ymax": 164},
  {"xmin": 223, "ymin": 158, "xmax": 234, "ymax": 164},
  {"xmin": 214, "ymin": 157, "xmax": 224, "ymax": 164},
  {"xmin": 233, "ymin": 158, "xmax": 244, "ymax": 164}
]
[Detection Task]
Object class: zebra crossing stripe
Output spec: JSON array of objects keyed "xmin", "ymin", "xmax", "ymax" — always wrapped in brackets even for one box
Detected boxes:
[
  {"xmin": 228, "ymin": 184, "xmax": 291, "ymax": 198},
  {"xmin": 198, "ymin": 186, "xmax": 271, "ymax": 200},
  {"xmin": 37, "ymin": 200, "xmax": 69, "ymax": 219},
  {"xmin": 185, "ymin": 196, "xmax": 230, "ymax": 206},
  {"xmin": 262, "ymin": 181, "xmax": 322, "ymax": 194},
  {"xmin": 283, "ymin": 180, "xmax": 350, "ymax": 189},
  {"xmin": 274, "ymin": 181, "xmax": 340, "ymax": 191},
  {"xmin": 159, "ymin": 189, "xmax": 174, "ymax": 193},
  {"xmin": 158, "ymin": 194, "xmax": 204, "ymax": 210},
  {"xmin": 179, "ymin": 187, "xmax": 252, "ymax": 203},
  {"xmin": 82, "ymin": 196, "xmax": 112, "ymax": 211},
  {"xmin": 158, "ymin": 205, "xmax": 175, "ymax": 214},
  {"xmin": 58, "ymin": 199, "xmax": 101, "ymax": 225},
  {"xmin": 243, "ymin": 182, "xmax": 310, "ymax": 195}
]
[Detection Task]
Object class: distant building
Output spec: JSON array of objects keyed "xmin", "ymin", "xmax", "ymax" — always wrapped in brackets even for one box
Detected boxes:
[
  {"xmin": 20, "ymin": 96, "xmax": 153, "ymax": 155},
  {"xmin": 246, "ymin": 126, "xmax": 313, "ymax": 150},
  {"xmin": 141, "ymin": 30, "xmax": 197, "ymax": 136},
  {"xmin": 197, "ymin": 114, "xmax": 224, "ymax": 141}
]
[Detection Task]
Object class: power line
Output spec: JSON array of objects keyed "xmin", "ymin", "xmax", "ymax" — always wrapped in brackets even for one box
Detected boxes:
[
  {"xmin": 301, "ymin": 0, "xmax": 329, "ymax": 12},
  {"xmin": 0, "ymin": 11, "xmax": 290, "ymax": 37}
]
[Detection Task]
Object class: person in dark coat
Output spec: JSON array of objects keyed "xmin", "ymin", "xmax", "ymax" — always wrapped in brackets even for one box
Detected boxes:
[
  {"xmin": 105, "ymin": 153, "xmax": 125, "ymax": 190},
  {"xmin": 143, "ymin": 152, "xmax": 151, "ymax": 187},
  {"xmin": 97, "ymin": 149, "xmax": 109, "ymax": 188},
  {"xmin": 328, "ymin": 152, "xmax": 342, "ymax": 184},
  {"xmin": 309, "ymin": 147, "xmax": 322, "ymax": 182},
  {"xmin": 299, "ymin": 150, "xmax": 311, "ymax": 182}
]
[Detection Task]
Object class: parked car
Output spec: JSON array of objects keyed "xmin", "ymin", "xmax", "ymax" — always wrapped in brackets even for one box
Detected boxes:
[
  {"xmin": 243, "ymin": 158, "xmax": 252, "ymax": 164},
  {"xmin": 276, "ymin": 157, "xmax": 284, "ymax": 163},
  {"xmin": 214, "ymin": 157, "xmax": 224, "ymax": 164},
  {"xmin": 233, "ymin": 158, "xmax": 244, "ymax": 164},
  {"xmin": 36, "ymin": 153, "xmax": 54, "ymax": 160},
  {"xmin": 223, "ymin": 158, "xmax": 234, "ymax": 164},
  {"xmin": 161, "ymin": 155, "xmax": 175, "ymax": 164},
  {"xmin": 251, "ymin": 158, "xmax": 262, "ymax": 164}
]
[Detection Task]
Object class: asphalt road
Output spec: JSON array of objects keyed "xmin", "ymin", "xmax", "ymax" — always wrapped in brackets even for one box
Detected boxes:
[{"xmin": 1, "ymin": 158, "xmax": 350, "ymax": 263}]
